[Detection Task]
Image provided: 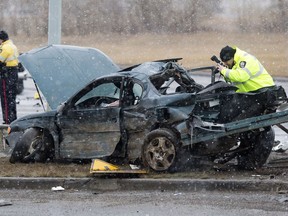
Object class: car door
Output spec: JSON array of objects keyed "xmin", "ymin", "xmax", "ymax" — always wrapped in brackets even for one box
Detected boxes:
[{"xmin": 57, "ymin": 77, "xmax": 123, "ymax": 159}]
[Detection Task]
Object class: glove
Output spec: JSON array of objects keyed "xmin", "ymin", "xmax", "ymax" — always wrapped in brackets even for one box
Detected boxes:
[{"xmin": 214, "ymin": 68, "xmax": 220, "ymax": 74}]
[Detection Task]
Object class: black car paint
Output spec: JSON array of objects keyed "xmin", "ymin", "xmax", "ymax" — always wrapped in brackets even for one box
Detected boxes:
[{"xmin": 7, "ymin": 67, "xmax": 195, "ymax": 161}]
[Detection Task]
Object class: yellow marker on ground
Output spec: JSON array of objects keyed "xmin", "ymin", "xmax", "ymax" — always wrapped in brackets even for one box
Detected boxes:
[
  {"xmin": 90, "ymin": 159, "xmax": 147, "ymax": 174},
  {"xmin": 90, "ymin": 159, "xmax": 120, "ymax": 172}
]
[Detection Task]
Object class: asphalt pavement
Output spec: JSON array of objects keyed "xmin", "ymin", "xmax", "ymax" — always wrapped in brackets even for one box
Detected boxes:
[{"xmin": 2, "ymin": 188, "xmax": 287, "ymax": 215}]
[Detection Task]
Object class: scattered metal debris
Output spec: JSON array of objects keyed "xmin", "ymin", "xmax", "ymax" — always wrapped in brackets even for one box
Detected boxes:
[
  {"xmin": 277, "ymin": 190, "xmax": 288, "ymax": 194},
  {"xmin": 0, "ymin": 199, "xmax": 12, "ymax": 207},
  {"xmin": 51, "ymin": 186, "xmax": 65, "ymax": 191},
  {"xmin": 278, "ymin": 197, "xmax": 288, "ymax": 203},
  {"xmin": 272, "ymin": 143, "xmax": 288, "ymax": 153}
]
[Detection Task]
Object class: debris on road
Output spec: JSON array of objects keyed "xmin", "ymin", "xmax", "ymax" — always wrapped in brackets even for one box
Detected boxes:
[
  {"xmin": 0, "ymin": 199, "xmax": 12, "ymax": 207},
  {"xmin": 266, "ymin": 152, "xmax": 288, "ymax": 168},
  {"xmin": 278, "ymin": 197, "xmax": 288, "ymax": 203},
  {"xmin": 277, "ymin": 190, "xmax": 288, "ymax": 194},
  {"xmin": 51, "ymin": 186, "xmax": 65, "ymax": 191},
  {"xmin": 272, "ymin": 142, "xmax": 288, "ymax": 153}
]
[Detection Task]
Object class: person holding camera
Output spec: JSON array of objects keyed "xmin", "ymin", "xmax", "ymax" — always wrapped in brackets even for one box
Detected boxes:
[{"xmin": 216, "ymin": 45, "xmax": 275, "ymax": 93}]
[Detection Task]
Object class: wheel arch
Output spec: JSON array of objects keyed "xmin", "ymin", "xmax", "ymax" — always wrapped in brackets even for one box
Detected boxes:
[
  {"xmin": 33, "ymin": 127, "xmax": 57, "ymax": 160},
  {"xmin": 150, "ymin": 124, "xmax": 182, "ymax": 142},
  {"xmin": 24, "ymin": 126, "xmax": 56, "ymax": 148},
  {"xmin": 10, "ymin": 126, "xmax": 56, "ymax": 163}
]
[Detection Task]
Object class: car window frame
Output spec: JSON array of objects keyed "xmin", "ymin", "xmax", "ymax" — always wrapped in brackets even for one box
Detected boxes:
[
  {"xmin": 63, "ymin": 76, "xmax": 124, "ymax": 111},
  {"xmin": 121, "ymin": 77, "xmax": 144, "ymax": 107}
]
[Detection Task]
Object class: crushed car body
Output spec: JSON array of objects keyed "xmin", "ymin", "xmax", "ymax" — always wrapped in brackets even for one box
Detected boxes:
[{"xmin": 6, "ymin": 45, "xmax": 288, "ymax": 172}]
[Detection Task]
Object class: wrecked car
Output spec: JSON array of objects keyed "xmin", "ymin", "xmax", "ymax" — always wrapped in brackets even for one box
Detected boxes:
[
  {"xmin": 7, "ymin": 45, "xmax": 198, "ymax": 170},
  {"xmin": 6, "ymin": 45, "xmax": 288, "ymax": 172}
]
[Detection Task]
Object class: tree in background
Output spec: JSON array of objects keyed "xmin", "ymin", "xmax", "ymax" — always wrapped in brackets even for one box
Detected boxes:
[
  {"xmin": 61, "ymin": 0, "xmax": 220, "ymax": 35},
  {"xmin": 0, "ymin": 0, "xmax": 286, "ymax": 37},
  {"xmin": 236, "ymin": 0, "xmax": 288, "ymax": 33},
  {"xmin": 261, "ymin": 0, "xmax": 288, "ymax": 33},
  {"xmin": 0, "ymin": 0, "xmax": 48, "ymax": 36}
]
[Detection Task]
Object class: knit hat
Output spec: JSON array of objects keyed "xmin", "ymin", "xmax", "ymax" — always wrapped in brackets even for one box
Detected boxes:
[
  {"xmin": 220, "ymin": 46, "xmax": 236, "ymax": 62},
  {"xmin": 0, "ymin": 30, "xmax": 9, "ymax": 41}
]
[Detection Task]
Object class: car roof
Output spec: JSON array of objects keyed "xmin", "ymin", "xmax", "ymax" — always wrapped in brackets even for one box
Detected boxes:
[
  {"xmin": 19, "ymin": 44, "xmax": 120, "ymax": 110},
  {"xmin": 120, "ymin": 58, "xmax": 182, "ymax": 74}
]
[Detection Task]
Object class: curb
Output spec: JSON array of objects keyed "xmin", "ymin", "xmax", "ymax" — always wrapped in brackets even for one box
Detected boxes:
[{"xmin": 0, "ymin": 177, "xmax": 287, "ymax": 192}]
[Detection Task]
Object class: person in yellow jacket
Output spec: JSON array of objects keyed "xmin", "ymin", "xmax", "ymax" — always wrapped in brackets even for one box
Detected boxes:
[
  {"xmin": 216, "ymin": 46, "xmax": 275, "ymax": 93},
  {"xmin": 0, "ymin": 30, "xmax": 19, "ymax": 124},
  {"xmin": 216, "ymin": 45, "xmax": 280, "ymax": 123}
]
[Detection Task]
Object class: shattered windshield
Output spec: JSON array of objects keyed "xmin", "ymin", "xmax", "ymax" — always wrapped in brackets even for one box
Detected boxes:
[{"xmin": 149, "ymin": 62, "xmax": 203, "ymax": 94}]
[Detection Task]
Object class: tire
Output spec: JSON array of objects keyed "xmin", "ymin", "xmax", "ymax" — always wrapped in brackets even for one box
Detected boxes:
[
  {"xmin": 9, "ymin": 128, "xmax": 53, "ymax": 163},
  {"xmin": 142, "ymin": 128, "xmax": 179, "ymax": 172},
  {"xmin": 237, "ymin": 126, "xmax": 274, "ymax": 170}
]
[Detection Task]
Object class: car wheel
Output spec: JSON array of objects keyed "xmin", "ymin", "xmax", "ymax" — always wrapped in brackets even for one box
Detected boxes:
[
  {"xmin": 237, "ymin": 126, "xmax": 274, "ymax": 170},
  {"xmin": 142, "ymin": 128, "xmax": 179, "ymax": 172},
  {"xmin": 10, "ymin": 128, "xmax": 53, "ymax": 163}
]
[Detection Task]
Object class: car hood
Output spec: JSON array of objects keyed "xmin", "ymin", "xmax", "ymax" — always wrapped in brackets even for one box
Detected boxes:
[{"xmin": 19, "ymin": 45, "xmax": 120, "ymax": 110}]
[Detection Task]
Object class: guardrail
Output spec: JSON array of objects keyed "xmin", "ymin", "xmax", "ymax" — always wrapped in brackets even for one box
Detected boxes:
[{"xmin": 181, "ymin": 109, "xmax": 288, "ymax": 146}]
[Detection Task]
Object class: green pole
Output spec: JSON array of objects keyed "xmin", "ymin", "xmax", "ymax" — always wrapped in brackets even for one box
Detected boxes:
[{"xmin": 48, "ymin": 0, "xmax": 62, "ymax": 45}]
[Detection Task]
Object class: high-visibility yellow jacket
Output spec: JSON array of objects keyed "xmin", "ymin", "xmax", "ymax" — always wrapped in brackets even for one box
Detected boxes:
[
  {"xmin": 0, "ymin": 39, "xmax": 19, "ymax": 67},
  {"xmin": 220, "ymin": 47, "xmax": 275, "ymax": 93}
]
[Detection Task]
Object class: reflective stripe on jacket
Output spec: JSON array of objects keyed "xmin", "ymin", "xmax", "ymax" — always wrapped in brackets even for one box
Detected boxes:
[
  {"xmin": 220, "ymin": 47, "xmax": 275, "ymax": 92},
  {"xmin": 0, "ymin": 40, "xmax": 19, "ymax": 67}
]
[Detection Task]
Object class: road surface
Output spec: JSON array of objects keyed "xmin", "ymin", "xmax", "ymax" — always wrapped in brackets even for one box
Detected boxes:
[{"xmin": 0, "ymin": 189, "xmax": 287, "ymax": 216}]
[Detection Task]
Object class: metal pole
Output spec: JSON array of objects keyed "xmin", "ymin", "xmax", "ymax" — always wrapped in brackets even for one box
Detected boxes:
[{"xmin": 48, "ymin": 0, "xmax": 62, "ymax": 45}]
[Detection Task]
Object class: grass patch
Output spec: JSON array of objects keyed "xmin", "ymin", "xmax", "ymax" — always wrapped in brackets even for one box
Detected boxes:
[
  {"xmin": 15, "ymin": 32, "xmax": 288, "ymax": 77},
  {"xmin": 0, "ymin": 158, "xmax": 91, "ymax": 178}
]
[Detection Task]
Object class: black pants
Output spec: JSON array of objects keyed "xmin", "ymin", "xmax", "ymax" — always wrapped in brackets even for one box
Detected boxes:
[{"xmin": 0, "ymin": 68, "xmax": 18, "ymax": 124}]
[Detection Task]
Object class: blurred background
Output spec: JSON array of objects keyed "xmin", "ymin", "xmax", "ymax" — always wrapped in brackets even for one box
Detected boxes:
[{"xmin": 0, "ymin": 0, "xmax": 287, "ymax": 75}]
